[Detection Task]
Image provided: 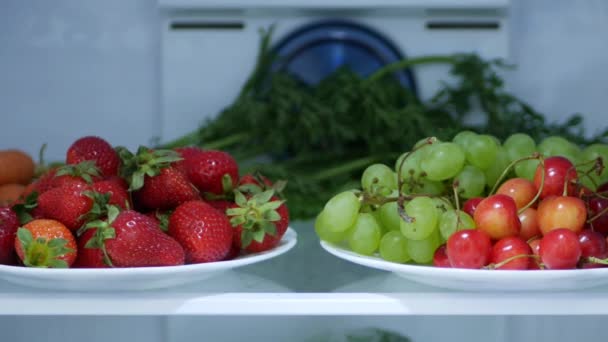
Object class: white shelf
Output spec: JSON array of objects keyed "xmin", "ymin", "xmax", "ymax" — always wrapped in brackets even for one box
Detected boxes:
[{"xmin": 2, "ymin": 272, "xmax": 608, "ymax": 316}]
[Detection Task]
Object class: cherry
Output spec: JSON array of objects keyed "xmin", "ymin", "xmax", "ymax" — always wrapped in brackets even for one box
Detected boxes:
[
  {"xmin": 473, "ymin": 194, "xmax": 521, "ymax": 240},
  {"xmin": 433, "ymin": 244, "xmax": 450, "ymax": 268},
  {"xmin": 578, "ymin": 229, "xmax": 608, "ymax": 268},
  {"xmin": 587, "ymin": 196, "xmax": 608, "ymax": 236},
  {"xmin": 497, "ymin": 178, "xmax": 538, "ymax": 210},
  {"xmin": 539, "ymin": 228, "xmax": 581, "ymax": 269},
  {"xmin": 518, "ymin": 207, "xmax": 541, "ymax": 241},
  {"xmin": 533, "ymin": 156, "xmax": 577, "ymax": 199},
  {"xmin": 463, "ymin": 197, "xmax": 483, "ymax": 218},
  {"xmin": 528, "ymin": 238, "xmax": 542, "ymax": 269},
  {"xmin": 537, "ymin": 196, "xmax": 586, "ymax": 235},
  {"xmin": 447, "ymin": 229, "xmax": 492, "ymax": 269},
  {"xmin": 490, "ymin": 236, "xmax": 532, "ymax": 270}
]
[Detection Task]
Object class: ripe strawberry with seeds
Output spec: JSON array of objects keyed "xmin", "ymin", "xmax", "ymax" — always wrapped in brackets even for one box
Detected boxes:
[
  {"xmin": 73, "ymin": 228, "xmax": 107, "ymax": 268},
  {"xmin": 15, "ymin": 219, "xmax": 77, "ymax": 268},
  {"xmin": 237, "ymin": 172, "xmax": 286, "ymax": 197},
  {"xmin": 168, "ymin": 200, "xmax": 233, "ymax": 263},
  {"xmin": 66, "ymin": 136, "xmax": 120, "ymax": 177},
  {"xmin": 37, "ymin": 182, "xmax": 95, "ymax": 231},
  {"xmin": 227, "ymin": 190, "xmax": 289, "ymax": 253},
  {"xmin": 50, "ymin": 161, "xmax": 102, "ymax": 189},
  {"xmin": 185, "ymin": 150, "xmax": 239, "ymax": 195},
  {"xmin": 0, "ymin": 207, "xmax": 19, "ymax": 265},
  {"xmin": 173, "ymin": 146, "xmax": 204, "ymax": 175},
  {"xmin": 118, "ymin": 146, "xmax": 200, "ymax": 210},
  {"xmin": 84, "ymin": 206, "xmax": 185, "ymax": 267},
  {"xmin": 92, "ymin": 177, "xmax": 131, "ymax": 210},
  {"xmin": 144, "ymin": 210, "xmax": 171, "ymax": 232}
]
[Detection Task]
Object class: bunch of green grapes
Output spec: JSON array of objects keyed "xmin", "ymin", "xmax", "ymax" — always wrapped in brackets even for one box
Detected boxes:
[{"xmin": 315, "ymin": 132, "xmax": 608, "ymax": 265}]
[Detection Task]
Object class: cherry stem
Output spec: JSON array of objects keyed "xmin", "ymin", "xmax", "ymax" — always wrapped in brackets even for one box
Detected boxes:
[
  {"xmin": 452, "ymin": 180, "xmax": 461, "ymax": 212},
  {"xmin": 575, "ymin": 157, "xmax": 603, "ymax": 193},
  {"xmin": 587, "ymin": 204, "xmax": 608, "ymax": 224},
  {"xmin": 490, "ymin": 153, "xmax": 541, "ymax": 195},
  {"xmin": 484, "ymin": 254, "xmax": 538, "ymax": 270},
  {"xmin": 518, "ymin": 156, "xmax": 545, "ymax": 215}
]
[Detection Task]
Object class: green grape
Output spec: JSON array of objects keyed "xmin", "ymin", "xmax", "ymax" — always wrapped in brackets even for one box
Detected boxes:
[
  {"xmin": 400, "ymin": 197, "xmax": 439, "ymax": 240},
  {"xmin": 484, "ymin": 146, "xmax": 510, "ymax": 188},
  {"xmin": 433, "ymin": 197, "xmax": 453, "ymax": 212},
  {"xmin": 379, "ymin": 231, "xmax": 410, "ymax": 263},
  {"xmin": 452, "ymin": 130, "xmax": 476, "ymax": 147},
  {"xmin": 580, "ymin": 144, "xmax": 608, "ymax": 190},
  {"xmin": 323, "ymin": 191, "xmax": 361, "ymax": 233},
  {"xmin": 420, "ymin": 142, "xmax": 465, "ymax": 181},
  {"xmin": 462, "ymin": 134, "xmax": 498, "ymax": 170},
  {"xmin": 379, "ymin": 190, "xmax": 400, "ymax": 232},
  {"xmin": 406, "ymin": 229, "xmax": 441, "ymax": 264},
  {"xmin": 504, "ymin": 133, "xmax": 536, "ymax": 162},
  {"xmin": 348, "ymin": 213, "xmax": 382, "ymax": 256},
  {"xmin": 438, "ymin": 209, "xmax": 476, "ymax": 241},
  {"xmin": 515, "ymin": 159, "xmax": 540, "ymax": 181},
  {"xmin": 314, "ymin": 211, "xmax": 350, "ymax": 243},
  {"xmin": 395, "ymin": 151, "xmax": 423, "ymax": 180},
  {"xmin": 538, "ymin": 136, "xmax": 580, "ymax": 163},
  {"xmin": 454, "ymin": 165, "xmax": 486, "ymax": 199},
  {"xmin": 361, "ymin": 164, "xmax": 397, "ymax": 194}
]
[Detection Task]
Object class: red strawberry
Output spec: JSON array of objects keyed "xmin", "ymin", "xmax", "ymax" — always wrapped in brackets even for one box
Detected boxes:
[
  {"xmin": 173, "ymin": 146, "xmax": 204, "ymax": 175},
  {"xmin": 37, "ymin": 183, "xmax": 94, "ymax": 231},
  {"xmin": 168, "ymin": 200, "xmax": 233, "ymax": 263},
  {"xmin": 22, "ymin": 168, "xmax": 58, "ymax": 197},
  {"xmin": 84, "ymin": 207, "xmax": 185, "ymax": 267},
  {"xmin": 144, "ymin": 210, "xmax": 171, "ymax": 232},
  {"xmin": 73, "ymin": 228, "xmax": 107, "ymax": 268},
  {"xmin": 237, "ymin": 172, "xmax": 286, "ymax": 198},
  {"xmin": 50, "ymin": 161, "xmax": 102, "ymax": 189},
  {"xmin": 0, "ymin": 207, "xmax": 19, "ymax": 265},
  {"xmin": 207, "ymin": 200, "xmax": 232, "ymax": 215},
  {"xmin": 228, "ymin": 191, "xmax": 289, "ymax": 253},
  {"xmin": 66, "ymin": 136, "xmax": 120, "ymax": 177},
  {"xmin": 223, "ymin": 243, "xmax": 241, "ymax": 261},
  {"xmin": 118, "ymin": 147, "xmax": 200, "ymax": 210},
  {"xmin": 15, "ymin": 219, "xmax": 77, "ymax": 268},
  {"xmin": 185, "ymin": 150, "xmax": 239, "ymax": 195},
  {"xmin": 92, "ymin": 178, "xmax": 131, "ymax": 209}
]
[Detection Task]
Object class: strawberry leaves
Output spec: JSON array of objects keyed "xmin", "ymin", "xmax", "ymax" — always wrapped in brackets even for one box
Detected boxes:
[
  {"xmin": 17, "ymin": 227, "xmax": 73, "ymax": 268},
  {"xmin": 226, "ymin": 190, "xmax": 284, "ymax": 248},
  {"xmin": 81, "ymin": 205, "xmax": 121, "ymax": 267},
  {"xmin": 117, "ymin": 146, "xmax": 183, "ymax": 191},
  {"xmin": 55, "ymin": 161, "xmax": 101, "ymax": 184}
]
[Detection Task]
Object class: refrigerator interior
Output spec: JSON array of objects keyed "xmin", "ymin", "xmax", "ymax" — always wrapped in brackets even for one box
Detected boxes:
[{"xmin": 1, "ymin": 0, "xmax": 608, "ymax": 341}]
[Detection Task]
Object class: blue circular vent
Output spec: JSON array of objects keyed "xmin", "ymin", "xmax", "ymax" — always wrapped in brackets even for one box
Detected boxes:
[{"xmin": 272, "ymin": 20, "xmax": 417, "ymax": 94}]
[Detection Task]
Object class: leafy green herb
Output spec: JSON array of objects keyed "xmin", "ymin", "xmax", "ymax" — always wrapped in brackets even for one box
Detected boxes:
[{"xmin": 161, "ymin": 27, "xmax": 608, "ymax": 220}]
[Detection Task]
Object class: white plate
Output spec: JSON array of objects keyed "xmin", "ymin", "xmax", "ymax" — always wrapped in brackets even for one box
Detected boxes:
[
  {"xmin": 0, "ymin": 228, "xmax": 297, "ymax": 292},
  {"xmin": 321, "ymin": 240, "xmax": 608, "ymax": 292}
]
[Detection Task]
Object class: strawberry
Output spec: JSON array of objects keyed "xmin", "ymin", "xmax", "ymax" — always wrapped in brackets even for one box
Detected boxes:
[
  {"xmin": 50, "ymin": 161, "xmax": 102, "ymax": 189},
  {"xmin": 144, "ymin": 210, "xmax": 171, "ymax": 232},
  {"xmin": 37, "ymin": 183, "xmax": 95, "ymax": 232},
  {"xmin": 207, "ymin": 199, "xmax": 232, "ymax": 215},
  {"xmin": 173, "ymin": 146, "xmax": 204, "ymax": 175},
  {"xmin": 118, "ymin": 146, "xmax": 200, "ymax": 210},
  {"xmin": 237, "ymin": 172, "xmax": 286, "ymax": 197},
  {"xmin": 73, "ymin": 228, "xmax": 107, "ymax": 268},
  {"xmin": 0, "ymin": 207, "xmax": 19, "ymax": 265},
  {"xmin": 92, "ymin": 177, "xmax": 131, "ymax": 210},
  {"xmin": 185, "ymin": 150, "xmax": 239, "ymax": 195},
  {"xmin": 228, "ymin": 190, "xmax": 289, "ymax": 253},
  {"xmin": 15, "ymin": 219, "xmax": 77, "ymax": 268},
  {"xmin": 168, "ymin": 200, "xmax": 233, "ymax": 263},
  {"xmin": 66, "ymin": 136, "xmax": 120, "ymax": 177},
  {"xmin": 83, "ymin": 207, "xmax": 185, "ymax": 267}
]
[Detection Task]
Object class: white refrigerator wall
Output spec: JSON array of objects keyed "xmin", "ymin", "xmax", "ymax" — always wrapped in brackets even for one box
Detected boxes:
[{"xmin": 1, "ymin": 1, "xmax": 608, "ymax": 342}]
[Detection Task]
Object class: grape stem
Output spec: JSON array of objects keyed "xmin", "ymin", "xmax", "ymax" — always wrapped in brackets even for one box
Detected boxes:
[
  {"xmin": 518, "ymin": 156, "xmax": 545, "ymax": 215},
  {"xmin": 574, "ymin": 157, "xmax": 604, "ymax": 194},
  {"xmin": 489, "ymin": 153, "xmax": 542, "ymax": 196}
]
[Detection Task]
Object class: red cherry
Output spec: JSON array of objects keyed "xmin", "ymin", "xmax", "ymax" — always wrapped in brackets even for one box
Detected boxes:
[
  {"xmin": 473, "ymin": 194, "xmax": 521, "ymax": 240},
  {"xmin": 433, "ymin": 244, "xmax": 450, "ymax": 268},
  {"xmin": 518, "ymin": 207, "xmax": 541, "ymax": 241},
  {"xmin": 490, "ymin": 236, "xmax": 532, "ymax": 270},
  {"xmin": 497, "ymin": 178, "xmax": 538, "ymax": 210},
  {"xmin": 578, "ymin": 229, "xmax": 608, "ymax": 268},
  {"xmin": 447, "ymin": 229, "xmax": 492, "ymax": 269},
  {"xmin": 587, "ymin": 196, "xmax": 608, "ymax": 236},
  {"xmin": 533, "ymin": 156, "xmax": 577, "ymax": 199},
  {"xmin": 528, "ymin": 238, "xmax": 542, "ymax": 269},
  {"xmin": 537, "ymin": 196, "xmax": 586, "ymax": 235},
  {"xmin": 463, "ymin": 197, "xmax": 483, "ymax": 218},
  {"xmin": 539, "ymin": 228, "xmax": 581, "ymax": 269}
]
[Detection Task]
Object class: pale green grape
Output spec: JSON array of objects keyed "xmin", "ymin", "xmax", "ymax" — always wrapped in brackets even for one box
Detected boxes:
[
  {"xmin": 406, "ymin": 229, "xmax": 441, "ymax": 264},
  {"xmin": 515, "ymin": 159, "xmax": 540, "ymax": 181},
  {"xmin": 314, "ymin": 211, "xmax": 350, "ymax": 243},
  {"xmin": 433, "ymin": 197, "xmax": 454, "ymax": 212},
  {"xmin": 484, "ymin": 146, "xmax": 510, "ymax": 188},
  {"xmin": 504, "ymin": 133, "xmax": 536, "ymax": 162},
  {"xmin": 400, "ymin": 197, "xmax": 439, "ymax": 240},
  {"xmin": 401, "ymin": 178, "xmax": 446, "ymax": 196},
  {"xmin": 462, "ymin": 134, "xmax": 498, "ymax": 170},
  {"xmin": 361, "ymin": 164, "xmax": 397, "ymax": 194},
  {"xmin": 348, "ymin": 213, "xmax": 382, "ymax": 256},
  {"xmin": 452, "ymin": 130, "xmax": 476, "ymax": 147},
  {"xmin": 580, "ymin": 144, "xmax": 608, "ymax": 190},
  {"xmin": 538, "ymin": 136, "xmax": 580, "ymax": 163},
  {"xmin": 379, "ymin": 231, "xmax": 410, "ymax": 263},
  {"xmin": 379, "ymin": 190, "xmax": 400, "ymax": 232},
  {"xmin": 395, "ymin": 151, "xmax": 423, "ymax": 180},
  {"xmin": 438, "ymin": 209, "xmax": 476, "ymax": 241},
  {"xmin": 323, "ymin": 191, "xmax": 361, "ymax": 233},
  {"xmin": 420, "ymin": 142, "xmax": 465, "ymax": 181},
  {"xmin": 454, "ymin": 165, "xmax": 486, "ymax": 199}
]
